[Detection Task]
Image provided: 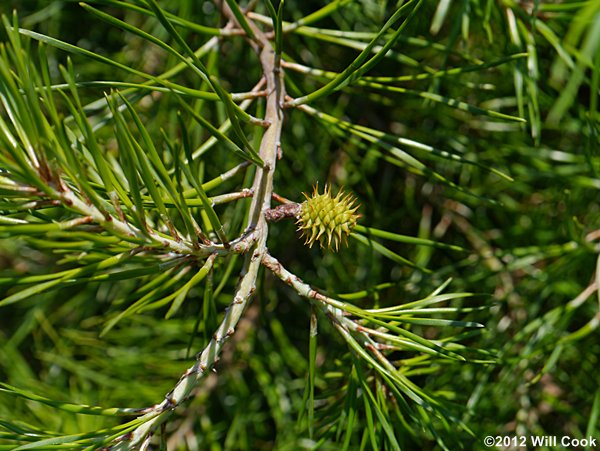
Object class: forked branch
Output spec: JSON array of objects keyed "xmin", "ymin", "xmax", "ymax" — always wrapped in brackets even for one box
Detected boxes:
[{"xmin": 109, "ymin": 7, "xmax": 286, "ymax": 448}]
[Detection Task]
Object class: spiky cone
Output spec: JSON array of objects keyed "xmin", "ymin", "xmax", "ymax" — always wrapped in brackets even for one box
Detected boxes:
[{"xmin": 296, "ymin": 184, "xmax": 361, "ymax": 251}]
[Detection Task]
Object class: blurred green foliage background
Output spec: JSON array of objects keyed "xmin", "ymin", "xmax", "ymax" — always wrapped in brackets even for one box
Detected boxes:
[{"xmin": 0, "ymin": 0, "xmax": 599, "ymax": 449}]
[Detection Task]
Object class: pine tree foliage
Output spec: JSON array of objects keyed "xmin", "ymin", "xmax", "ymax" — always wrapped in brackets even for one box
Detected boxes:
[{"xmin": 0, "ymin": 1, "xmax": 599, "ymax": 449}]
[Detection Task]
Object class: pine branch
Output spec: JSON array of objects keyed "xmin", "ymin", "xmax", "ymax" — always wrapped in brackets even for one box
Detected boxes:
[{"xmin": 107, "ymin": 6, "xmax": 287, "ymax": 446}]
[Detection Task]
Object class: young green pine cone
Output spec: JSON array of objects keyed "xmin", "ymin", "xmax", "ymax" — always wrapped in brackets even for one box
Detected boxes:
[{"xmin": 296, "ymin": 184, "xmax": 360, "ymax": 250}]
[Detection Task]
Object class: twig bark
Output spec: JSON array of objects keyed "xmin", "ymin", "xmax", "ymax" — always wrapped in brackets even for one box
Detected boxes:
[{"xmin": 109, "ymin": 5, "xmax": 286, "ymax": 447}]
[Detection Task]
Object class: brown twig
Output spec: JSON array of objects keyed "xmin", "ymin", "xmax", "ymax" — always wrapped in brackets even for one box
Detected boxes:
[{"xmin": 109, "ymin": 3, "xmax": 287, "ymax": 447}]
